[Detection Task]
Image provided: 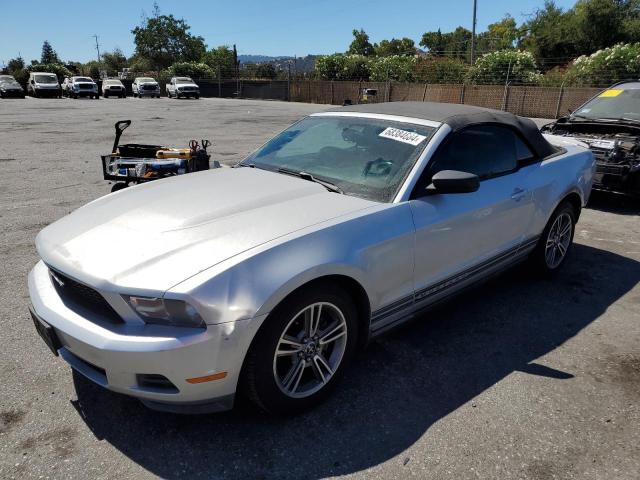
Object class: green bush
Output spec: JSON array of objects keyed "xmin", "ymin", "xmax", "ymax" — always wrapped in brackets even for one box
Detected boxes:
[
  {"xmin": 166, "ymin": 61, "xmax": 214, "ymax": 78},
  {"xmin": 27, "ymin": 63, "xmax": 72, "ymax": 81},
  {"xmin": 467, "ymin": 50, "xmax": 541, "ymax": 85},
  {"xmin": 414, "ymin": 56, "xmax": 469, "ymax": 83},
  {"xmin": 564, "ymin": 43, "xmax": 640, "ymax": 86}
]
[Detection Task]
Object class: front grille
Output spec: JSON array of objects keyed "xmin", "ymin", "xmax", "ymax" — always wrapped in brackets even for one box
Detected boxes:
[
  {"xmin": 180, "ymin": 86, "xmax": 196, "ymax": 91},
  {"xmin": 596, "ymin": 163, "xmax": 628, "ymax": 175},
  {"xmin": 49, "ymin": 268, "xmax": 123, "ymax": 324},
  {"xmin": 78, "ymin": 84, "xmax": 94, "ymax": 89},
  {"xmin": 141, "ymin": 85, "xmax": 157, "ymax": 90}
]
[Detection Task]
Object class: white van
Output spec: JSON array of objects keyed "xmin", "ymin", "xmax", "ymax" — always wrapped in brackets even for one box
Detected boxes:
[{"xmin": 27, "ymin": 72, "xmax": 62, "ymax": 98}]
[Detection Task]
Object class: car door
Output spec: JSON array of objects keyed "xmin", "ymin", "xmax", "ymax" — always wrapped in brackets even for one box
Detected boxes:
[{"xmin": 409, "ymin": 124, "xmax": 537, "ymax": 304}]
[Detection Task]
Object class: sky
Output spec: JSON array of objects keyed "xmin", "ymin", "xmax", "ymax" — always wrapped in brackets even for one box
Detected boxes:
[{"xmin": 0, "ymin": 0, "xmax": 578, "ymax": 66}]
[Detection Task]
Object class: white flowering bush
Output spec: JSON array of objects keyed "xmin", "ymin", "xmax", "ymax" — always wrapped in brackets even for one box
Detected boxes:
[
  {"xmin": 467, "ymin": 50, "xmax": 541, "ymax": 85},
  {"xmin": 565, "ymin": 43, "xmax": 640, "ymax": 86},
  {"xmin": 315, "ymin": 54, "xmax": 370, "ymax": 80},
  {"xmin": 369, "ymin": 56, "xmax": 417, "ymax": 82}
]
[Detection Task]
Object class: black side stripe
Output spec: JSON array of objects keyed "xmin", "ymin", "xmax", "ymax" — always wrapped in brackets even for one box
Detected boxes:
[{"xmin": 370, "ymin": 236, "xmax": 540, "ymax": 324}]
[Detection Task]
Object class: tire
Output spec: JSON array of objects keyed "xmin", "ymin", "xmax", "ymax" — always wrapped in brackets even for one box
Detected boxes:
[
  {"xmin": 195, "ymin": 94, "xmax": 200, "ymax": 99},
  {"xmin": 241, "ymin": 282, "xmax": 358, "ymax": 415},
  {"xmin": 104, "ymin": 92, "xmax": 108, "ymax": 98},
  {"xmin": 110, "ymin": 183, "xmax": 128, "ymax": 193},
  {"xmin": 530, "ymin": 201, "xmax": 577, "ymax": 275}
]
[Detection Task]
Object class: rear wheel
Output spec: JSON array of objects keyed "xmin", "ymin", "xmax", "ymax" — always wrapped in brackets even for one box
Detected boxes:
[
  {"xmin": 242, "ymin": 283, "xmax": 358, "ymax": 414},
  {"xmin": 530, "ymin": 201, "xmax": 577, "ymax": 275}
]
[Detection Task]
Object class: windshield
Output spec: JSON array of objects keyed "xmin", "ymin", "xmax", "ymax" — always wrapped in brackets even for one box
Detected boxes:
[
  {"xmin": 138, "ymin": 77, "xmax": 155, "ymax": 83},
  {"xmin": 0, "ymin": 76, "xmax": 18, "ymax": 85},
  {"xmin": 176, "ymin": 77, "xmax": 194, "ymax": 84},
  {"xmin": 74, "ymin": 77, "xmax": 93, "ymax": 83},
  {"xmin": 241, "ymin": 116, "xmax": 435, "ymax": 202},
  {"xmin": 34, "ymin": 75, "xmax": 57, "ymax": 84},
  {"xmin": 573, "ymin": 86, "xmax": 640, "ymax": 121},
  {"xmin": 104, "ymin": 80, "xmax": 122, "ymax": 85}
]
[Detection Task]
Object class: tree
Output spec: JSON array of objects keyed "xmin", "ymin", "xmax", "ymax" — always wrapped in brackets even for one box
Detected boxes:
[
  {"xmin": 101, "ymin": 49, "xmax": 128, "ymax": 75},
  {"xmin": 420, "ymin": 27, "xmax": 472, "ymax": 60},
  {"xmin": 132, "ymin": 14, "xmax": 206, "ymax": 70},
  {"xmin": 6, "ymin": 57, "xmax": 25, "ymax": 74},
  {"xmin": 202, "ymin": 46, "xmax": 236, "ymax": 77},
  {"xmin": 374, "ymin": 38, "xmax": 416, "ymax": 56},
  {"xmin": 476, "ymin": 16, "xmax": 520, "ymax": 52},
  {"xmin": 255, "ymin": 63, "xmax": 277, "ymax": 79},
  {"xmin": 41, "ymin": 41, "xmax": 60, "ymax": 64},
  {"xmin": 348, "ymin": 29, "xmax": 374, "ymax": 56},
  {"xmin": 420, "ymin": 29, "xmax": 447, "ymax": 56}
]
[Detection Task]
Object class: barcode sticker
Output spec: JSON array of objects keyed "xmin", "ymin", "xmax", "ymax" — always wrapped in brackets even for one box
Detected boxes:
[{"xmin": 379, "ymin": 127, "xmax": 427, "ymax": 146}]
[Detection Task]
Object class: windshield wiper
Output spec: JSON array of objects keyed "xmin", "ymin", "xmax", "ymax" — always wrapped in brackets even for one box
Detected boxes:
[{"xmin": 276, "ymin": 167, "xmax": 343, "ymax": 194}]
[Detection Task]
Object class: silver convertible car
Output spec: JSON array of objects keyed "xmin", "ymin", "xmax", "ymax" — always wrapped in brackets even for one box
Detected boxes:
[{"xmin": 29, "ymin": 102, "xmax": 595, "ymax": 414}]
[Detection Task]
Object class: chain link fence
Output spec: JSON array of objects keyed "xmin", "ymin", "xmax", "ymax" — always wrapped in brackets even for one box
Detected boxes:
[{"xmin": 289, "ymin": 80, "xmax": 603, "ymax": 118}]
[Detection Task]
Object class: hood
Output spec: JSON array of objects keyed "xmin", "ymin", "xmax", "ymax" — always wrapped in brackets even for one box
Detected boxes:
[
  {"xmin": 36, "ymin": 168, "xmax": 377, "ymax": 293},
  {"xmin": 0, "ymin": 83, "xmax": 22, "ymax": 90}
]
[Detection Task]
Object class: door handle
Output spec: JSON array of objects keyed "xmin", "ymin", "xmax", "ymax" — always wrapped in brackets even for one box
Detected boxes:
[{"xmin": 511, "ymin": 188, "xmax": 526, "ymax": 201}]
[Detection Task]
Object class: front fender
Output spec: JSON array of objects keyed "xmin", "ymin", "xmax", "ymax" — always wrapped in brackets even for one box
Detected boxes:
[{"xmin": 167, "ymin": 203, "xmax": 415, "ymax": 327}]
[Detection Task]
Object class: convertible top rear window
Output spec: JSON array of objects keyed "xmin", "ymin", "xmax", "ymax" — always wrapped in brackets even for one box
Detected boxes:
[{"xmin": 241, "ymin": 116, "xmax": 435, "ymax": 202}]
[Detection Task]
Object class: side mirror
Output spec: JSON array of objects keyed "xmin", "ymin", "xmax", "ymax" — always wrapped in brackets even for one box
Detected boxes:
[{"xmin": 427, "ymin": 170, "xmax": 480, "ymax": 194}]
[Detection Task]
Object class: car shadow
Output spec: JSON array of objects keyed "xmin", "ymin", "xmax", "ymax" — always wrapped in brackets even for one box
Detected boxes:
[
  {"xmin": 587, "ymin": 190, "xmax": 640, "ymax": 215},
  {"xmin": 71, "ymin": 243, "xmax": 640, "ymax": 479}
]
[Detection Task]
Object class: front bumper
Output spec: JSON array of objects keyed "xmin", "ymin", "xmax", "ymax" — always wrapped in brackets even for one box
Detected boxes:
[
  {"xmin": 73, "ymin": 90, "xmax": 98, "ymax": 97},
  {"xmin": 137, "ymin": 89, "xmax": 160, "ymax": 97},
  {"xmin": 176, "ymin": 90, "xmax": 200, "ymax": 97},
  {"xmin": 593, "ymin": 162, "xmax": 640, "ymax": 196},
  {"xmin": 28, "ymin": 260, "xmax": 263, "ymax": 412},
  {"xmin": 34, "ymin": 88, "xmax": 61, "ymax": 97},
  {"xmin": 0, "ymin": 89, "xmax": 25, "ymax": 98}
]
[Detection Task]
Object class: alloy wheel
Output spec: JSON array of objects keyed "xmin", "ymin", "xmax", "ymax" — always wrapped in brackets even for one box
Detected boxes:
[
  {"xmin": 545, "ymin": 212, "xmax": 572, "ymax": 269},
  {"xmin": 273, "ymin": 302, "xmax": 348, "ymax": 399}
]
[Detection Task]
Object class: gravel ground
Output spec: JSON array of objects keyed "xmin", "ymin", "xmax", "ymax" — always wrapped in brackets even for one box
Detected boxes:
[{"xmin": 0, "ymin": 97, "xmax": 639, "ymax": 480}]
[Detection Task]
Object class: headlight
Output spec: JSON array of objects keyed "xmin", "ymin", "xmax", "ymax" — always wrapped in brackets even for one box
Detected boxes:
[{"xmin": 124, "ymin": 295, "xmax": 205, "ymax": 328}]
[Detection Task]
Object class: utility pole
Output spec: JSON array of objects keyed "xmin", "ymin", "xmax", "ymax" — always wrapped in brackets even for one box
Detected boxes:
[
  {"xmin": 470, "ymin": 0, "xmax": 477, "ymax": 65},
  {"xmin": 92, "ymin": 34, "xmax": 101, "ymax": 63}
]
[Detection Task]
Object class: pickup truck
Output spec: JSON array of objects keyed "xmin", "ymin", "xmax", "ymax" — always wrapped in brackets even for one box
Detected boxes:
[{"xmin": 166, "ymin": 76, "xmax": 200, "ymax": 99}]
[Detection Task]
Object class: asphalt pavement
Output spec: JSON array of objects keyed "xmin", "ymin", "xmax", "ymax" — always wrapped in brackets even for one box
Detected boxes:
[{"xmin": 0, "ymin": 97, "xmax": 638, "ymax": 479}]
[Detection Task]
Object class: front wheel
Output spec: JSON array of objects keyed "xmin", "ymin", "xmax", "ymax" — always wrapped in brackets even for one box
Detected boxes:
[
  {"xmin": 530, "ymin": 201, "xmax": 577, "ymax": 275},
  {"xmin": 242, "ymin": 283, "xmax": 358, "ymax": 414}
]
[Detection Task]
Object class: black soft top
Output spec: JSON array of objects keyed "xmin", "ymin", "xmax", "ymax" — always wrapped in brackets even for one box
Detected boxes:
[{"xmin": 333, "ymin": 101, "xmax": 556, "ymax": 158}]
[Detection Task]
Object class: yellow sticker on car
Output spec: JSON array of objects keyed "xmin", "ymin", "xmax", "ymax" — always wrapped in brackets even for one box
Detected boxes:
[{"xmin": 599, "ymin": 89, "xmax": 624, "ymax": 97}]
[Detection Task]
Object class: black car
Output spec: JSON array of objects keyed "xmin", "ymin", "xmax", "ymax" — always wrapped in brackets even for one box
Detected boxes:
[
  {"xmin": 542, "ymin": 81, "xmax": 640, "ymax": 197},
  {"xmin": 0, "ymin": 75, "xmax": 25, "ymax": 98}
]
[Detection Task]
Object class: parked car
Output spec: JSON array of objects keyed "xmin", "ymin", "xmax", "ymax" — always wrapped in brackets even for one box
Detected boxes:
[
  {"xmin": 0, "ymin": 75, "xmax": 25, "ymax": 98},
  {"xmin": 28, "ymin": 103, "xmax": 594, "ymax": 415},
  {"xmin": 542, "ymin": 81, "xmax": 640, "ymax": 197},
  {"xmin": 166, "ymin": 76, "xmax": 200, "ymax": 99},
  {"xmin": 27, "ymin": 72, "xmax": 62, "ymax": 98},
  {"xmin": 132, "ymin": 77, "xmax": 160, "ymax": 98},
  {"xmin": 102, "ymin": 79, "xmax": 126, "ymax": 98},
  {"xmin": 61, "ymin": 76, "xmax": 99, "ymax": 99}
]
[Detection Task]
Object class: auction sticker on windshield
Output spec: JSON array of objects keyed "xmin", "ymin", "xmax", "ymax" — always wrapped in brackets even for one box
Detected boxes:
[
  {"xmin": 379, "ymin": 127, "xmax": 427, "ymax": 146},
  {"xmin": 599, "ymin": 89, "xmax": 624, "ymax": 98}
]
